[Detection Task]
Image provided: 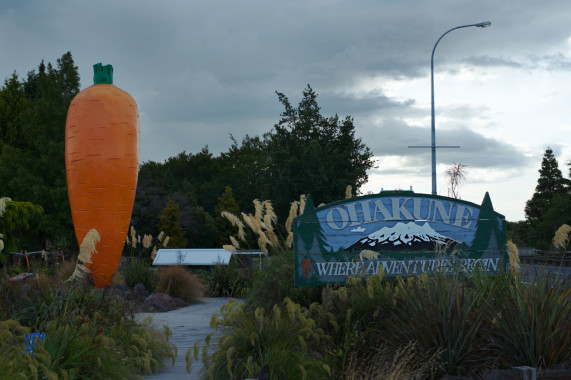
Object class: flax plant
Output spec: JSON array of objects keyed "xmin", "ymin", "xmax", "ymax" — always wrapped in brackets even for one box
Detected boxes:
[
  {"xmin": 486, "ymin": 268, "xmax": 571, "ymax": 368},
  {"xmin": 382, "ymin": 272, "xmax": 491, "ymax": 376}
]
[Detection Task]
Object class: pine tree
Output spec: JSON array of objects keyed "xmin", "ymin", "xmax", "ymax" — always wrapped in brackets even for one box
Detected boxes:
[
  {"xmin": 214, "ymin": 186, "xmax": 241, "ymax": 247},
  {"xmin": 157, "ymin": 199, "xmax": 188, "ymax": 248},
  {"xmin": 524, "ymin": 147, "xmax": 566, "ymax": 226}
]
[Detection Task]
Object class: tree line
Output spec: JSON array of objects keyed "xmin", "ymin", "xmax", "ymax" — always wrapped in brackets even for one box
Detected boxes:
[
  {"xmin": 0, "ymin": 52, "xmax": 373, "ymax": 260},
  {"xmin": 0, "ymin": 52, "xmax": 568, "ymax": 259}
]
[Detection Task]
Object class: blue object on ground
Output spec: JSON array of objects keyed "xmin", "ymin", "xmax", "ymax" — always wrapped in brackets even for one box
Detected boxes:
[{"xmin": 24, "ymin": 332, "xmax": 45, "ymax": 355}]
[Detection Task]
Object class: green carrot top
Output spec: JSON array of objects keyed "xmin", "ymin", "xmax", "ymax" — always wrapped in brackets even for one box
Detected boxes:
[{"xmin": 93, "ymin": 63, "xmax": 113, "ymax": 85}]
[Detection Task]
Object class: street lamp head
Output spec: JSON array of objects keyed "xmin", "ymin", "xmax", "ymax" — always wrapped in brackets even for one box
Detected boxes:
[{"xmin": 475, "ymin": 21, "xmax": 491, "ymax": 28}]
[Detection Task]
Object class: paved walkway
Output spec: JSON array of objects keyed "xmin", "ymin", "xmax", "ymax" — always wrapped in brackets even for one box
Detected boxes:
[{"xmin": 136, "ymin": 297, "xmax": 235, "ymax": 380}]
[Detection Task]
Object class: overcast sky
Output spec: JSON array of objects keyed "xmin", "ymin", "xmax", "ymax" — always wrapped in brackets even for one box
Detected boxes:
[{"xmin": 1, "ymin": 0, "xmax": 570, "ymax": 221}]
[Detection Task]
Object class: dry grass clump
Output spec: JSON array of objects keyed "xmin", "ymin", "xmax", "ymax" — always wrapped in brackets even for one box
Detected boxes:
[
  {"xmin": 343, "ymin": 341, "xmax": 442, "ymax": 380},
  {"xmin": 55, "ymin": 257, "xmax": 77, "ymax": 283},
  {"xmin": 156, "ymin": 266, "xmax": 205, "ymax": 303}
]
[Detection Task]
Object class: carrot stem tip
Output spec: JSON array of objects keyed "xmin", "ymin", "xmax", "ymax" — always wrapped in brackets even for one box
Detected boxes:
[{"xmin": 93, "ymin": 63, "xmax": 113, "ymax": 85}]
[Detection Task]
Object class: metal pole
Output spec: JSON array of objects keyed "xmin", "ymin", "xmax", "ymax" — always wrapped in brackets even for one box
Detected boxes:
[{"xmin": 430, "ymin": 21, "xmax": 490, "ymax": 195}]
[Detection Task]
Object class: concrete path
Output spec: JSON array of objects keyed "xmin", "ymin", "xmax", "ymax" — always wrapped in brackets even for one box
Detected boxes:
[{"xmin": 136, "ymin": 297, "xmax": 236, "ymax": 380}]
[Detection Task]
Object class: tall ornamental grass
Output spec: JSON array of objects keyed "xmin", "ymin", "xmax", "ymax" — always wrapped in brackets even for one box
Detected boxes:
[
  {"xmin": 381, "ymin": 272, "xmax": 492, "ymax": 376},
  {"xmin": 485, "ymin": 267, "xmax": 571, "ymax": 368},
  {"xmin": 187, "ymin": 298, "xmax": 331, "ymax": 380},
  {"xmin": 1, "ymin": 269, "xmax": 176, "ymax": 379}
]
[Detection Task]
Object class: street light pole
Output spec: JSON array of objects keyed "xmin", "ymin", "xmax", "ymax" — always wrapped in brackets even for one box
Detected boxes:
[{"xmin": 429, "ymin": 21, "xmax": 491, "ymax": 195}]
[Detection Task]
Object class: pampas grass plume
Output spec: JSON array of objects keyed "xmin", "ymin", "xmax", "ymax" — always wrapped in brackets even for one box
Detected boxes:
[
  {"xmin": 253, "ymin": 199, "xmax": 263, "ymax": 223},
  {"xmin": 242, "ymin": 213, "xmax": 257, "ymax": 234},
  {"xmin": 266, "ymin": 229, "xmax": 279, "ymax": 245},
  {"xmin": 151, "ymin": 246, "xmax": 157, "ymax": 261},
  {"xmin": 263, "ymin": 214, "xmax": 273, "ymax": 230},
  {"xmin": 230, "ymin": 236, "xmax": 240, "ymax": 249},
  {"xmin": 507, "ymin": 240, "xmax": 520, "ymax": 276},
  {"xmin": 163, "ymin": 236, "xmax": 170, "ymax": 248},
  {"xmin": 251, "ymin": 215, "xmax": 263, "ymax": 235},
  {"xmin": 257, "ymin": 236, "xmax": 268, "ymax": 255},
  {"xmin": 237, "ymin": 225, "xmax": 246, "ymax": 241},
  {"xmin": 286, "ymin": 232, "xmax": 293, "ymax": 248},
  {"xmin": 67, "ymin": 228, "xmax": 100, "ymax": 282},
  {"xmin": 143, "ymin": 234, "xmax": 152, "ymax": 249},
  {"xmin": 345, "ymin": 185, "xmax": 352, "ymax": 199},
  {"xmin": 285, "ymin": 202, "xmax": 298, "ymax": 234},
  {"xmin": 299, "ymin": 195, "xmax": 306, "ymax": 214},
  {"xmin": 359, "ymin": 250, "xmax": 379, "ymax": 261},
  {"xmin": 130, "ymin": 226, "xmax": 137, "ymax": 248},
  {"xmin": 263, "ymin": 200, "xmax": 277, "ymax": 225},
  {"xmin": 222, "ymin": 211, "xmax": 246, "ymax": 241},
  {"xmin": 553, "ymin": 224, "xmax": 571, "ymax": 249},
  {"xmin": 223, "ymin": 244, "xmax": 236, "ymax": 253}
]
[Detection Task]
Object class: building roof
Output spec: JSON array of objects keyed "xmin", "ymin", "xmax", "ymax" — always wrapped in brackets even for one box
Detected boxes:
[{"xmin": 152, "ymin": 248, "xmax": 262, "ymax": 266}]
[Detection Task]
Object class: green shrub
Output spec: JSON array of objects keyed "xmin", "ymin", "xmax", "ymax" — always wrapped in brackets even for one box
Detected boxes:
[
  {"xmin": 122, "ymin": 257, "xmax": 157, "ymax": 292},
  {"xmin": 245, "ymin": 247, "xmax": 321, "ymax": 310},
  {"xmin": 316, "ymin": 275, "xmax": 398, "ymax": 376},
  {"xmin": 0, "ymin": 319, "xmax": 61, "ymax": 380},
  {"xmin": 200, "ymin": 259, "xmax": 257, "ymax": 298},
  {"xmin": 156, "ymin": 265, "xmax": 205, "ymax": 303},
  {"xmin": 0, "ymin": 282, "xmax": 176, "ymax": 379},
  {"xmin": 187, "ymin": 298, "xmax": 330, "ymax": 379}
]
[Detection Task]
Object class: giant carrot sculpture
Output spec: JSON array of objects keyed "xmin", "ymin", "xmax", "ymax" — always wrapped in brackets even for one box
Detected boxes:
[{"xmin": 65, "ymin": 63, "xmax": 139, "ymax": 287}]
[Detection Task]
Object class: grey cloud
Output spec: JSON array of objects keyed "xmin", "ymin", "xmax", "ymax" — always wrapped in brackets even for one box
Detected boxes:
[
  {"xmin": 359, "ymin": 117, "xmax": 530, "ymax": 169},
  {"xmin": 463, "ymin": 55, "xmax": 523, "ymax": 68},
  {"xmin": 1, "ymin": 0, "xmax": 570, "ymax": 169}
]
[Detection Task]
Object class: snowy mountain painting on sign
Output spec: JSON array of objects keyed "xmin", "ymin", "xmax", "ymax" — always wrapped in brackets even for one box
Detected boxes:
[
  {"xmin": 345, "ymin": 222, "xmax": 460, "ymax": 252},
  {"xmin": 294, "ymin": 191, "xmax": 507, "ymax": 286}
]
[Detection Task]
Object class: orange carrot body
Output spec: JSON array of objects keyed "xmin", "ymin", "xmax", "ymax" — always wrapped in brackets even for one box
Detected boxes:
[{"xmin": 65, "ymin": 64, "xmax": 139, "ymax": 288}]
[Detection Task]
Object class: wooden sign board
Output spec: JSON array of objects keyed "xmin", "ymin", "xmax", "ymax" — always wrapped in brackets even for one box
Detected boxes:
[{"xmin": 294, "ymin": 191, "xmax": 506, "ymax": 286}]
